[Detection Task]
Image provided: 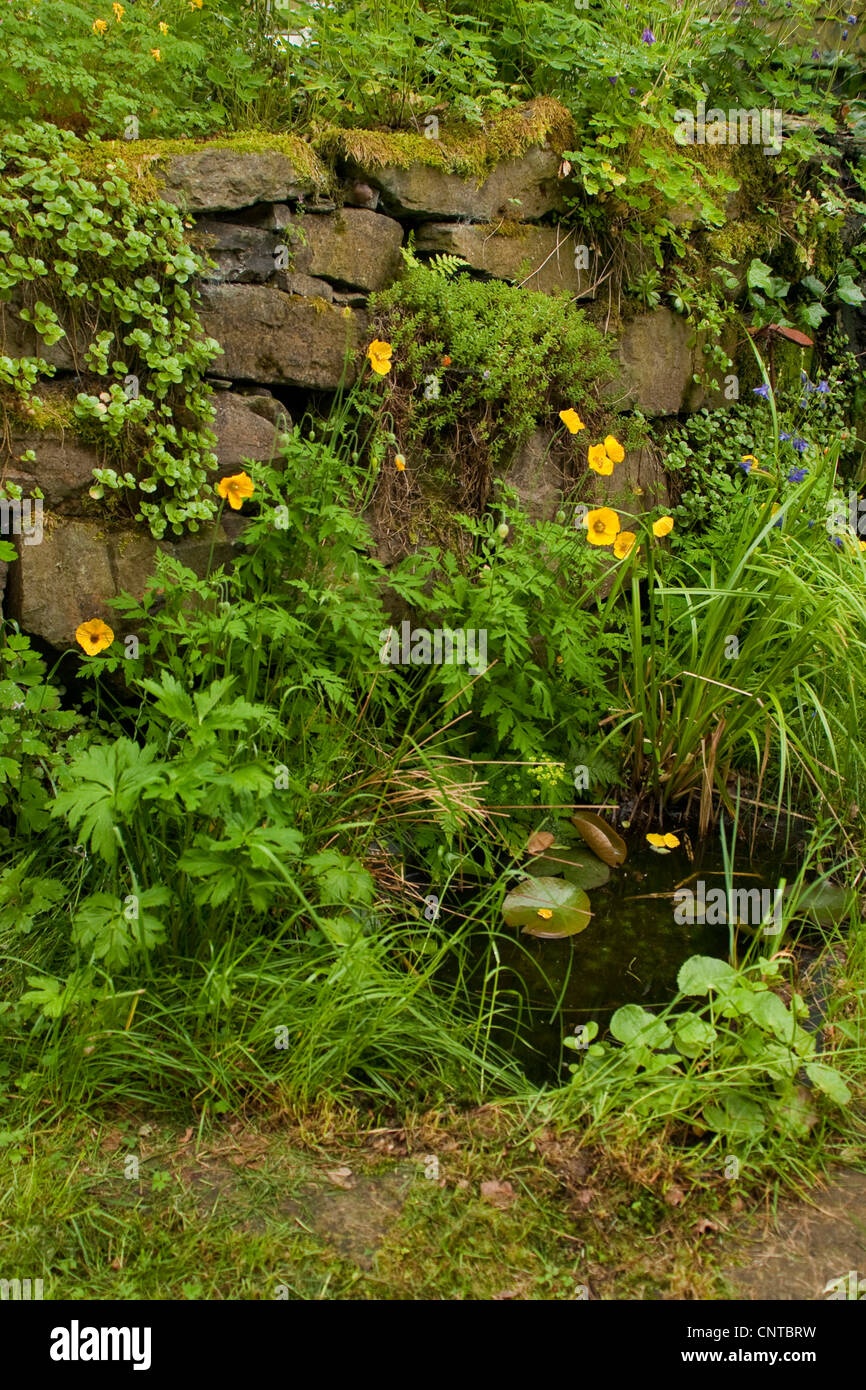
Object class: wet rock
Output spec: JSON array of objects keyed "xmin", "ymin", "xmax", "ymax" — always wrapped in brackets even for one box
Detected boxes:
[
  {"xmin": 279, "ymin": 208, "xmax": 404, "ymax": 292},
  {"xmin": 158, "ymin": 147, "xmax": 323, "ymax": 214},
  {"xmin": 1, "ymin": 428, "xmax": 98, "ymax": 507},
  {"xmin": 199, "ymin": 284, "xmax": 368, "ymax": 388},
  {"xmin": 212, "ymin": 391, "xmax": 283, "ymax": 473},
  {"xmin": 416, "ymin": 222, "xmax": 594, "ymax": 298},
  {"xmin": 6, "ymin": 517, "xmax": 232, "ymax": 649},
  {"xmin": 274, "ymin": 270, "xmax": 334, "ymax": 301},
  {"xmin": 193, "ymin": 221, "xmax": 280, "ymax": 283},
  {"xmin": 352, "ymin": 145, "xmax": 565, "ymax": 222}
]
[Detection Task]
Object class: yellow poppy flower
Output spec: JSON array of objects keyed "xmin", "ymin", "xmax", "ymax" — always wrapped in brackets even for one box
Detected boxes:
[
  {"xmin": 366, "ymin": 339, "xmax": 393, "ymax": 375},
  {"xmin": 859, "ymin": 541, "xmax": 866, "ymax": 553},
  {"xmin": 585, "ymin": 507, "xmax": 621, "ymax": 547},
  {"xmin": 189, "ymin": 0, "xmax": 203, "ymax": 7},
  {"xmin": 536, "ymin": 908, "xmax": 554, "ymax": 920},
  {"xmin": 75, "ymin": 619, "xmax": 114, "ymax": 655},
  {"xmin": 395, "ymin": 454, "xmax": 406, "ymax": 471},
  {"xmin": 159, "ymin": 21, "xmax": 168, "ymax": 34},
  {"xmin": 559, "ymin": 408, "xmax": 585, "ymax": 434},
  {"xmin": 217, "ymin": 471, "xmax": 254, "ymax": 510},
  {"xmin": 588, "ymin": 442, "xmax": 614, "ymax": 476},
  {"xmin": 151, "ymin": 47, "xmax": 161, "ymax": 59},
  {"xmin": 613, "ymin": 530, "xmax": 637, "ymax": 559},
  {"xmin": 653, "ymin": 516, "xmax": 674, "ymax": 538},
  {"xmin": 92, "ymin": 18, "xmax": 108, "ymax": 34},
  {"xmin": 604, "ymin": 435, "xmax": 625, "ymax": 464},
  {"xmin": 646, "ymin": 831, "xmax": 679, "ymax": 853},
  {"xmin": 112, "ymin": 3, "xmax": 124, "ymax": 19}
]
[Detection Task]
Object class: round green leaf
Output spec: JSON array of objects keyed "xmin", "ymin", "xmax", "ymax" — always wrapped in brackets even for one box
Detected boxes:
[
  {"xmin": 503, "ymin": 876, "xmax": 591, "ymax": 939},
  {"xmin": 677, "ymin": 955, "xmax": 737, "ymax": 996},
  {"xmin": 526, "ymin": 845, "xmax": 610, "ymax": 891}
]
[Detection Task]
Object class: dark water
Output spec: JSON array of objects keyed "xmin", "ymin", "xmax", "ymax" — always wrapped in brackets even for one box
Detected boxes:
[{"xmin": 477, "ymin": 837, "xmax": 794, "ymax": 1083}]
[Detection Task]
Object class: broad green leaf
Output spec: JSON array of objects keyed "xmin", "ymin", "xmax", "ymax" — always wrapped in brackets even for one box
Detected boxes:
[
  {"xmin": 502, "ymin": 876, "xmax": 591, "ymax": 938},
  {"xmin": 677, "ymin": 955, "xmax": 736, "ymax": 996},
  {"xmin": 805, "ymin": 1062, "xmax": 851, "ymax": 1106},
  {"xmin": 674, "ymin": 1012, "xmax": 717, "ymax": 1057},
  {"xmin": 526, "ymin": 844, "xmax": 610, "ymax": 891},
  {"xmin": 610, "ymin": 1003, "xmax": 671, "ymax": 1049}
]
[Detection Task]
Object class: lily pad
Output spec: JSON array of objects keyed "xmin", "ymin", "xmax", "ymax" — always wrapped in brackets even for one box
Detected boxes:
[
  {"xmin": 526, "ymin": 845, "xmax": 610, "ymax": 891},
  {"xmin": 789, "ymin": 881, "xmax": 850, "ymax": 926},
  {"xmin": 571, "ymin": 810, "xmax": 627, "ymax": 867},
  {"xmin": 502, "ymin": 876, "xmax": 591, "ymax": 939}
]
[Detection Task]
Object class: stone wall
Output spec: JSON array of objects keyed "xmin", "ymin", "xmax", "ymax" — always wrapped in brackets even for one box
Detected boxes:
[{"xmin": 0, "ymin": 127, "xmax": 771, "ymax": 647}]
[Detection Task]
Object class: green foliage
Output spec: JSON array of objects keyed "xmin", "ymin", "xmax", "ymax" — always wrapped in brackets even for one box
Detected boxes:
[
  {"xmin": 369, "ymin": 253, "xmax": 614, "ymax": 484},
  {"xmin": 0, "ymin": 123, "xmax": 220, "ymax": 536},
  {"xmin": 565, "ymin": 952, "xmax": 852, "ymax": 1144},
  {"xmin": 0, "ymin": 0, "xmax": 278, "ymax": 139}
]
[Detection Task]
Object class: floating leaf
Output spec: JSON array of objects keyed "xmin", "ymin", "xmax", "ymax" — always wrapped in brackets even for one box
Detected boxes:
[
  {"xmin": 526, "ymin": 844, "xmax": 610, "ymax": 891},
  {"xmin": 503, "ymin": 876, "xmax": 591, "ymax": 939},
  {"xmin": 571, "ymin": 810, "xmax": 627, "ymax": 867},
  {"xmin": 789, "ymin": 881, "xmax": 850, "ymax": 926},
  {"xmin": 526, "ymin": 829, "xmax": 556, "ymax": 856}
]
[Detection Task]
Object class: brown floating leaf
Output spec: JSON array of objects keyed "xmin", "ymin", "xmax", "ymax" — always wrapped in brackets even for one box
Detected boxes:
[
  {"xmin": 571, "ymin": 810, "xmax": 627, "ymax": 867},
  {"xmin": 526, "ymin": 829, "xmax": 556, "ymax": 856}
]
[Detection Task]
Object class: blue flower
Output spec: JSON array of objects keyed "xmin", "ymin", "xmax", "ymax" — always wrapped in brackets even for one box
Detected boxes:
[
  {"xmin": 641, "ymin": 27, "xmax": 655, "ymax": 44},
  {"xmin": 753, "ymin": 383, "xmax": 770, "ymax": 399},
  {"xmin": 793, "ymin": 438, "xmax": 809, "ymax": 454},
  {"xmin": 842, "ymin": 28, "xmax": 849, "ymax": 39},
  {"xmin": 817, "ymin": 379, "xmax": 830, "ymax": 394},
  {"xmin": 848, "ymin": 14, "xmax": 856, "ymax": 23},
  {"xmin": 629, "ymin": 86, "xmax": 636, "ymax": 95},
  {"xmin": 787, "ymin": 467, "xmax": 808, "ymax": 483},
  {"xmin": 738, "ymin": 455, "xmax": 756, "ymax": 474},
  {"xmin": 780, "ymin": 432, "xmax": 791, "ymax": 441},
  {"xmin": 831, "ymin": 536, "xmax": 844, "ymax": 549},
  {"xmin": 812, "ymin": 47, "xmax": 820, "ymax": 59},
  {"xmin": 609, "ymin": 75, "xmax": 618, "ymax": 86}
]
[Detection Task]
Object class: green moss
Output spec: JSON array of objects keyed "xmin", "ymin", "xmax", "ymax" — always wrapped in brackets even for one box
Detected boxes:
[
  {"xmin": 317, "ymin": 98, "xmax": 574, "ymax": 181},
  {"xmin": 78, "ymin": 131, "xmax": 329, "ymax": 204}
]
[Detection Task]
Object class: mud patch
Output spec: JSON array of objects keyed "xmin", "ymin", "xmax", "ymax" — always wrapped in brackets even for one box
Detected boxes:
[
  {"xmin": 724, "ymin": 1168, "xmax": 866, "ymax": 1300},
  {"xmin": 288, "ymin": 1165, "xmax": 415, "ymax": 1269}
]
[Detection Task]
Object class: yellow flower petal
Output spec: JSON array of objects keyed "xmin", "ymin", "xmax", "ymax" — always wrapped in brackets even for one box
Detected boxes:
[
  {"xmin": 588, "ymin": 442, "xmax": 613, "ymax": 475},
  {"xmin": 151, "ymin": 47, "xmax": 161, "ymax": 59},
  {"xmin": 613, "ymin": 530, "xmax": 637, "ymax": 559},
  {"xmin": 159, "ymin": 21, "xmax": 168, "ymax": 34},
  {"xmin": 663, "ymin": 833, "xmax": 680, "ymax": 848},
  {"xmin": 395, "ymin": 454, "xmax": 406, "ymax": 471},
  {"xmin": 75, "ymin": 619, "xmax": 114, "ymax": 655},
  {"xmin": 603, "ymin": 434, "xmax": 625, "ymax": 464},
  {"xmin": 646, "ymin": 833, "xmax": 666, "ymax": 847},
  {"xmin": 217, "ymin": 471, "xmax": 255, "ymax": 510},
  {"xmin": 93, "ymin": 18, "xmax": 108, "ymax": 34},
  {"xmin": 366, "ymin": 339, "xmax": 393, "ymax": 375},
  {"xmin": 585, "ymin": 507, "xmax": 621, "ymax": 547},
  {"xmin": 559, "ymin": 408, "xmax": 586, "ymax": 434},
  {"xmin": 536, "ymin": 908, "xmax": 554, "ymax": 920},
  {"xmin": 653, "ymin": 516, "xmax": 674, "ymax": 538}
]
